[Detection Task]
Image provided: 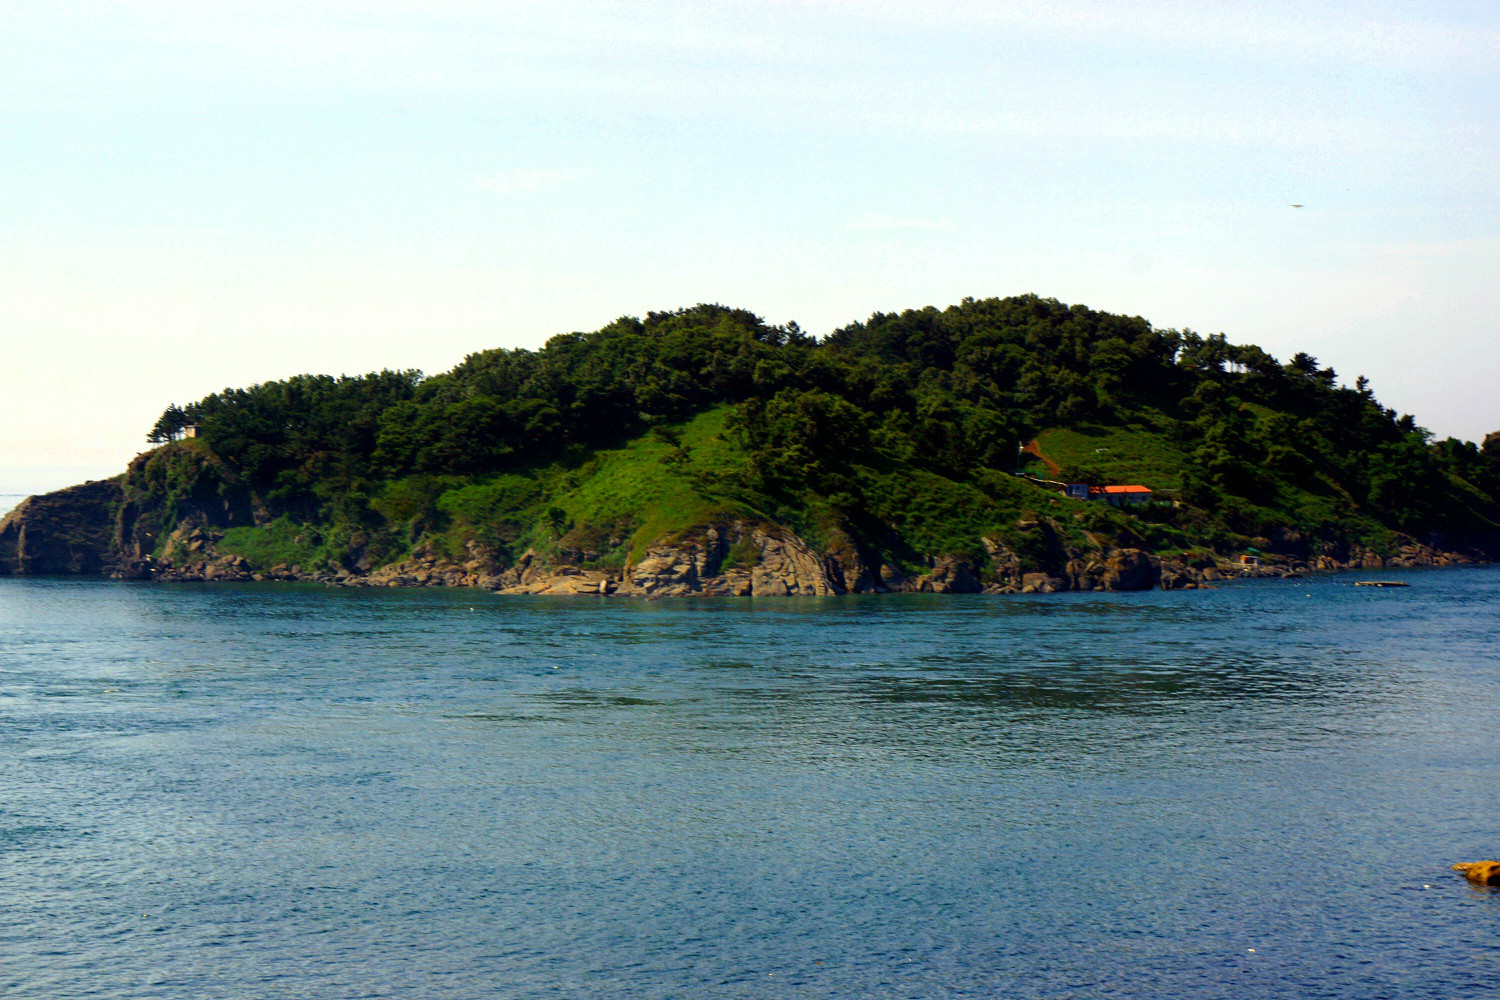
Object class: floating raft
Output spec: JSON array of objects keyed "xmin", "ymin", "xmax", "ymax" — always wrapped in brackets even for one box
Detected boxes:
[{"xmin": 1354, "ymin": 580, "xmax": 1409, "ymax": 588}]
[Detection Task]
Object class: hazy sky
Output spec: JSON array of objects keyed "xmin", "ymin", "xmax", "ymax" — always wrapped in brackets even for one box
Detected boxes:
[{"xmin": 3, "ymin": 0, "xmax": 1496, "ymax": 496}]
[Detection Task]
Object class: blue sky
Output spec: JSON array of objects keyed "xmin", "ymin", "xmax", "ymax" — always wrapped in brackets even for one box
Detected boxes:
[{"xmin": 2, "ymin": 0, "xmax": 1496, "ymax": 495}]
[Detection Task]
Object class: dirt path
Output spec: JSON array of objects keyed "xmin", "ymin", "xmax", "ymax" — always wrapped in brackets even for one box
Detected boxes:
[{"xmin": 1021, "ymin": 439, "xmax": 1061, "ymax": 477}]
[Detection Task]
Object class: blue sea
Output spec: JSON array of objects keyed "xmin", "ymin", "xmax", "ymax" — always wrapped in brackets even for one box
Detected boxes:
[{"xmin": 3, "ymin": 569, "xmax": 1498, "ymax": 998}]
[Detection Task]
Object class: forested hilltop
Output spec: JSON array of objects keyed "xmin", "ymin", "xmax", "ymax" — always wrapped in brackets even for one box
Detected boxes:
[{"xmin": 6, "ymin": 295, "xmax": 1499, "ymax": 593}]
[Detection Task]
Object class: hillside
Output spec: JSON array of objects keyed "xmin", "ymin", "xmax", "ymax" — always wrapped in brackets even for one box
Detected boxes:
[{"xmin": 4, "ymin": 295, "xmax": 1498, "ymax": 594}]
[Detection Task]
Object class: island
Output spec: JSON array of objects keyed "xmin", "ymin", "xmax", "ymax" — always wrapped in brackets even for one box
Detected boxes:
[{"xmin": 4, "ymin": 295, "xmax": 1497, "ymax": 595}]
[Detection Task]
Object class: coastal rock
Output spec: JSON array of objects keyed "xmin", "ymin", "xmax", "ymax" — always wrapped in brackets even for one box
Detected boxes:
[
  {"xmin": 1058, "ymin": 548, "xmax": 1160, "ymax": 591},
  {"xmin": 505, "ymin": 570, "xmax": 615, "ymax": 596},
  {"xmin": 981, "ymin": 537, "xmax": 1024, "ymax": 588},
  {"xmin": 747, "ymin": 527, "xmax": 838, "ymax": 596},
  {"xmin": 724, "ymin": 568, "xmax": 753, "ymax": 596},
  {"xmin": 1159, "ymin": 566, "xmax": 1194, "ymax": 590},
  {"xmin": 1452, "ymin": 861, "xmax": 1500, "ymax": 886},
  {"xmin": 922, "ymin": 556, "xmax": 983, "ymax": 594},
  {"xmin": 820, "ymin": 526, "xmax": 880, "ymax": 593},
  {"xmin": 1064, "ymin": 558, "xmax": 1100, "ymax": 591},
  {"xmin": 627, "ymin": 538, "xmax": 711, "ymax": 595},
  {"xmin": 1100, "ymin": 548, "xmax": 1160, "ymax": 591},
  {"xmin": 505, "ymin": 521, "xmax": 841, "ymax": 598},
  {"xmin": 0, "ymin": 481, "xmax": 126, "ymax": 576},
  {"xmin": 878, "ymin": 562, "xmax": 910, "ymax": 592},
  {"xmin": 1020, "ymin": 572, "xmax": 1065, "ymax": 594}
]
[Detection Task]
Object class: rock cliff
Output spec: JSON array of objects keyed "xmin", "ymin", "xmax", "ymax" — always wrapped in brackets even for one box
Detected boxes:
[
  {"xmin": 0, "ymin": 480, "xmax": 125, "ymax": 576},
  {"xmin": 505, "ymin": 522, "xmax": 849, "ymax": 597}
]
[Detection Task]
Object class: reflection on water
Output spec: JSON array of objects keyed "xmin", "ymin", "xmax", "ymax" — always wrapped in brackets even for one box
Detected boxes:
[{"xmin": 2, "ymin": 569, "xmax": 1498, "ymax": 998}]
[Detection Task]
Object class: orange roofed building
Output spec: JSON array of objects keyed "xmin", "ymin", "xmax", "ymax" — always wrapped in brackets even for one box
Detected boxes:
[{"xmin": 1091, "ymin": 484, "xmax": 1153, "ymax": 506}]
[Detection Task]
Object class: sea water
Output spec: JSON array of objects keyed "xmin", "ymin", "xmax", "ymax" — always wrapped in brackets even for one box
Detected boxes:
[{"xmin": 2, "ymin": 569, "xmax": 1498, "ymax": 998}]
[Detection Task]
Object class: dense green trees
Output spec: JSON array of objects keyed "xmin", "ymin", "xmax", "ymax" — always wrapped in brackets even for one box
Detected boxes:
[{"xmin": 146, "ymin": 295, "xmax": 1500, "ymax": 556}]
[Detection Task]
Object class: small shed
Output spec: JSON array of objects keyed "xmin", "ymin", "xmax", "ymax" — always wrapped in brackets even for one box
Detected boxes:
[{"xmin": 182, "ymin": 424, "xmax": 201, "ymax": 439}]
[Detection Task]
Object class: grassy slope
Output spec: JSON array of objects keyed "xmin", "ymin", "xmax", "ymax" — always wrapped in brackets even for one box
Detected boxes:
[
  {"xmin": 537, "ymin": 407, "xmax": 758, "ymax": 563},
  {"xmin": 1033, "ymin": 416, "xmax": 1186, "ymax": 493},
  {"xmin": 219, "ymin": 408, "xmax": 765, "ymax": 572}
]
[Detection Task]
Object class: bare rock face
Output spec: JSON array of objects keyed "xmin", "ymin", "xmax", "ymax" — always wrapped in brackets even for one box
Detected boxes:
[
  {"xmin": 628, "ymin": 540, "xmax": 713, "ymax": 596},
  {"xmin": 1020, "ymin": 572, "xmax": 1065, "ymax": 594},
  {"xmin": 0, "ymin": 481, "xmax": 124, "ymax": 576},
  {"xmin": 820, "ymin": 527, "xmax": 880, "ymax": 593},
  {"xmin": 617, "ymin": 524, "xmax": 733, "ymax": 595},
  {"xmin": 747, "ymin": 526, "xmax": 838, "ymax": 595},
  {"xmin": 694, "ymin": 568, "xmax": 746, "ymax": 596},
  {"xmin": 920, "ymin": 556, "xmax": 983, "ymax": 594},
  {"xmin": 509, "ymin": 570, "xmax": 615, "ymax": 596},
  {"xmin": 1064, "ymin": 558, "xmax": 1099, "ymax": 591},
  {"xmin": 1100, "ymin": 548, "xmax": 1161, "ymax": 591},
  {"xmin": 1159, "ymin": 567, "xmax": 1197, "ymax": 590},
  {"xmin": 501, "ymin": 521, "xmax": 840, "ymax": 598},
  {"xmin": 878, "ymin": 562, "xmax": 909, "ymax": 591},
  {"xmin": 1053, "ymin": 548, "xmax": 1173, "ymax": 591},
  {"xmin": 982, "ymin": 537, "xmax": 1024, "ymax": 588}
]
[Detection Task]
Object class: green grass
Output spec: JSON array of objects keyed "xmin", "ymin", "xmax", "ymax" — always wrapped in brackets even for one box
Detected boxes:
[
  {"xmin": 542, "ymin": 407, "xmax": 755, "ymax": 561},
  {"xmin": 1033, "ymin": 418, "xmax": 1188, "ymax": 492},
  {"xmin": 214, "ymin": 408, "xmax": 765, "ymax": 572},
  {"xmin": 218, "ymin": 516, "xmax": 344, "ymax": 570},
  {"xmin": 412, "ymin": 407, "xmax": 764, "ymax": 566}
]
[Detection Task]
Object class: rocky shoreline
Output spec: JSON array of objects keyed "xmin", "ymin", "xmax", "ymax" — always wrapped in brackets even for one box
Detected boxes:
[
  {"xmin": 121, "ymin": 522, "xmax": 1485, "ymax": 598},
  {"xmin": 2, "ymin": 481, "xmax": 1484, "ymax": 597}
]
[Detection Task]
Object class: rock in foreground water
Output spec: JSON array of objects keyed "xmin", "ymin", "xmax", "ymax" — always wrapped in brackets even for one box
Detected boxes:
[{"xmin": 1451, "ymin": 861, "xmax": 1500, "ymax": 885}]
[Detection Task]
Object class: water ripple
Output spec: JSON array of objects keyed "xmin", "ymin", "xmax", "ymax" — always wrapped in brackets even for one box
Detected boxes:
[{"xmin": 1, "ymin": 570, "xmax": 1498, "ymax": 997}]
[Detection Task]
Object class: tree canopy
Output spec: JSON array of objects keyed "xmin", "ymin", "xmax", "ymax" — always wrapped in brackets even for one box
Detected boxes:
[{"xmin": 145, "ymin": 295, "xmax": 1500, "ymax": 563}]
